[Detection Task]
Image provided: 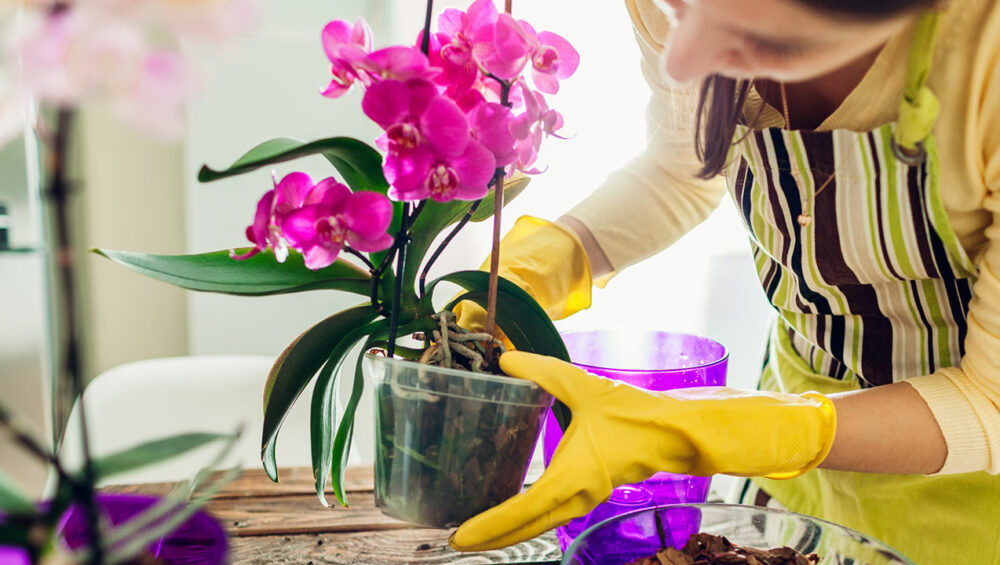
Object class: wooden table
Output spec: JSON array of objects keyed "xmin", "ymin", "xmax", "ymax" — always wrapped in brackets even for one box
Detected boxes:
[{"xmin": 104, "ymin": 466, "xmax": 562, "ymax": 564}]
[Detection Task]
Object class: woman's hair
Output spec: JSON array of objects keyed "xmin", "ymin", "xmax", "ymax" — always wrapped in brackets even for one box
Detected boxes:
[{"xmin": 693, "ymin": 0, "xmax": 939, "ymax": 179}]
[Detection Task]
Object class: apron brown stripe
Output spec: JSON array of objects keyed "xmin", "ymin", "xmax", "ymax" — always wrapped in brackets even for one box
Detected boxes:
[
  {"xmin": 908, "ymin": 279, "xmax": 938, "ymax": 370},
  {"xmin": 867, "ymin": 131, "xmax": 905, "ymax": 281},
  {"xmin": 907, "ymin": 162, "xmax": 942, "ymax": 278}
]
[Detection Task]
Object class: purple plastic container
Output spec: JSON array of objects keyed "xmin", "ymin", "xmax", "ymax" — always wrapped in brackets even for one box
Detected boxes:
[
  {"xmin": 543, "ymin": 330, "xmax": 728, "ymax": 550},
  {"xmin": 58, "ymin": 493, "xmax": 228, "ymax": 565}
]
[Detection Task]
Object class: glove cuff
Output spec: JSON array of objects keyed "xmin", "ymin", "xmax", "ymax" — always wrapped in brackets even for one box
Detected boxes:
[{"xmin": 764, "ymin": 391, "xmax": 838, "ymax": 480}]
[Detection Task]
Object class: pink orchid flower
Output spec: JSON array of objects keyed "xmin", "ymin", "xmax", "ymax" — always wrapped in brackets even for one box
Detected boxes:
[
  {"xmin": 321, "ymin": 18, "xmax": 373, "ymax": 98},
  {"xmin": 362, "ymin": 78, "xmax": 496, "ymax": 202},
  {"xmin": 488, "ymin": 15, "xmax": 578, "ymax": 94},
  {"xmin": 279, "ymin": 178, "xmax": 394, "ymax": 270},
  {"xmin": 509, "ymin": 82, "xmax": 565, "ymax": 173},
  {"xmin": 429, "ymin": 0, "xmax": 499, "ymax": 95},
  {"xmin": 356, "ymin": 46, "xmax": 440, "ymax": 83},
  {"xmin": 234, "ymin": 188, "xmax": 283, "ymax": 262}
]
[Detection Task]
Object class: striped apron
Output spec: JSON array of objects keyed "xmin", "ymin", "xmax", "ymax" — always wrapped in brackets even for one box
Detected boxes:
[{"xmin": 726, "ymin": 13, "xmax": 1000, "ymax": 564}]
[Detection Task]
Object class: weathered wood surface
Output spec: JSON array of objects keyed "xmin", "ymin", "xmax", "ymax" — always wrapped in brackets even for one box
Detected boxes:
[
  {"xmin": 228, "ymin": 529, "xmax": 561, "ymax": 564},
  {"xmin": 103, "ymin": 466, "xmax": 562, "ymax": 564}
]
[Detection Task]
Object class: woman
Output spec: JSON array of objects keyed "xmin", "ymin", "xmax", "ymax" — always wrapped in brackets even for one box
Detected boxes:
[{"xmin": 449, "ymin": 0, "xmax": 1000, "ymax": 562}]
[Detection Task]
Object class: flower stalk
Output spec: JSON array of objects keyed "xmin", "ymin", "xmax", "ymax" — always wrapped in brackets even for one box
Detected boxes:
[{"xmin": 45, "ymin": 107, "xmax": 104, "ymax": 565}]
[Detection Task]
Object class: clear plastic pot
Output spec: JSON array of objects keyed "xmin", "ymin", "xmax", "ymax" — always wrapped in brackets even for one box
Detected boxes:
[{"xmin": 366, "ymin": 354, "xmax": 553, "ymax": 528}]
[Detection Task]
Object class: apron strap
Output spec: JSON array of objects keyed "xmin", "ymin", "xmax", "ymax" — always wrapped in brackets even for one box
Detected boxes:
[{"xmin": 892, "ymin": 11, "xmax": 941, "ymax": 165}]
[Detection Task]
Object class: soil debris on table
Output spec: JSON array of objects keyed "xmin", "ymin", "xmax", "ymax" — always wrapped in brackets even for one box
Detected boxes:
[{"xmin": 626, "ymin": 532, "xmax": 820, "ymax": 565}]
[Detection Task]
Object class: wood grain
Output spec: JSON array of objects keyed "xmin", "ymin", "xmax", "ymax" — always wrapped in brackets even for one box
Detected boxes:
[
  {"xmin": 102, "ymin": 466, "xmax": 375, "ymax": 499},
  {"xmin": 102, "ymin": 466, "xmax": 562, "ymax": 564},
  {"xmin": 227, "ymin": 529, "xmax": 561, "ymax": 564},
  {"xmin": 208, "ymin": 492, "xmax": 416, "ymax": 537}
]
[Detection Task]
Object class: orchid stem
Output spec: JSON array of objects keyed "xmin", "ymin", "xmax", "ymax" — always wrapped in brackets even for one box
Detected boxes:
[
  {"xmin": 386, "ymin": 203, "xmax": 412, "ymax": 358},
  {"xmin": 483, "ymin": 74, "xmax": 514, "ymax": 366},
  {"xmin": 421, "ymin": 0, "xmax": 434, "ymax": 55},
  {"xmin": 344, "ymin": 247, "xmax": 375, "ymax": 270}
]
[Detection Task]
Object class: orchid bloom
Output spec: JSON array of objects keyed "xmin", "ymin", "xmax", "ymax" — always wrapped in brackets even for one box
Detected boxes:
[
  {"xmin": 363, "ymin": 78, "xmax": 496, "ymax": 202},
  {"xmin": 356, "ymin": 46, "xmax": 440, "ymax": 83},
  {"xmin": 279, "ymin": 177, "xmax": 394, "ymax": 270},
  {"xmin": 235, "ymin": 172, "xmax": 394, "ymax": 270},
  {"xmin": 430, "ymin": 0, "xmax": 498, "ymax": 96},
  {"xmin": 487, "ymin": 15, "xmax": 579, "ymax": 94},
  {"xmin": 321, "ymin": 18, "xmax": 373, "ymax": 98},
  {"xmin": 509, "ymin": 81, "xmax": 565, "ymax": 173}
]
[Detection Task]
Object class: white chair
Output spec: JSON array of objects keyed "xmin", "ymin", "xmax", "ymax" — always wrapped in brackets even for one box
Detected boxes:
[{"xmin": 56, "ymin": 355, "xmax": 366, "ymax": 487}]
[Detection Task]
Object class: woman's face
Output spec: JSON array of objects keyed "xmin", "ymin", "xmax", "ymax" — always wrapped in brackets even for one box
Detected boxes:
[{"xmin": 656, "ymin": 0, "xmax": 919, "ymax": 83}]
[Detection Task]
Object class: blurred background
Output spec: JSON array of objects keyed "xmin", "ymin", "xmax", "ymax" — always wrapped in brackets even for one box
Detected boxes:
[{"xmin": 0, "ymin": 0, "xmax": 772, "ymax": 498}]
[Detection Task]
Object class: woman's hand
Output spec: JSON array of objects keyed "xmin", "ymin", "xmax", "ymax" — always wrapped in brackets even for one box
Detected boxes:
[{"xmin": 449, "ymin": 351, "xmax": 837, "ymax": 552}]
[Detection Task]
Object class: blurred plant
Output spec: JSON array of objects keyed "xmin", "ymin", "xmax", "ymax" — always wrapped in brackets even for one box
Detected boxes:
[
  {"xmin": 0, "ymin": 394, "xmax": 242, "ymax": 564},
  {"xmin": 0, "ymin": 0, "xmax": 254, "ymax": 563},
  {"xmin": 97, "ymin": 0, "xmax": 577, "ymax": 509}
]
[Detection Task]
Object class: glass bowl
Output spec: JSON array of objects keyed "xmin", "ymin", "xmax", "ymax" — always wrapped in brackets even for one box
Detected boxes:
[{"xmin": 562, "ymin": 503, "xmax": 915, "ymax": 565}]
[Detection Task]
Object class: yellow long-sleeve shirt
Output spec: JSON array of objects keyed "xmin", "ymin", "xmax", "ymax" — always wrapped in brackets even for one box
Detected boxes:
[{"xmin": 566, "ymin": 0, "xmax": 1000, "ymax": 475}]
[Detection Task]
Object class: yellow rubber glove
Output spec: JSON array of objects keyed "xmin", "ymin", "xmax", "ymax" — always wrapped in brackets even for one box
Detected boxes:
[
  {"xmin": 449, "ymin": 352, "xmax": 837, "ymax": 552},
  {"xmin": 453, "ymin": 216, "xmax": 594, "ymax": 338}
]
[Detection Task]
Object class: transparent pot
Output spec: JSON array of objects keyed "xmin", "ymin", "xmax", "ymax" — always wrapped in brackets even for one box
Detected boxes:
[{"xmin": 366, "ymin": 354, "xmax": 553, "ymax": 528}]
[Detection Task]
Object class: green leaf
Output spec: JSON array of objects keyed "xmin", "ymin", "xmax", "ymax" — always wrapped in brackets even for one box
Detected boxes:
[
  {"xmin": 0, "ymin": 469, "xmax": 35, "ymax": 515},
  {"xmin": 309, "ymin": 319, "xmax": 384, "ymax": 507},
  {"xmin": 468, "ymin": 173, "xmax": 531, "ymax": 223},
  {"xmin": 403, "ymin": 173, "xmax": 531, "ymax": 294},
  {"xmin": 92, "ymin": 248, "xmax": 371, "ymax": 297},
  {"xmin": 198, "ymin": 137, "xmax": 389, "ymax": 193},
  {"xmin": 90, "ymin": 433, "xmax": 230, "ymax": 481},
  {"xmin": 261, "ymin": 305, "xmax": 380, "ymax": 482},
  {"xmin": 329, "ymin": 317, "xmax": 435, "ymax": 507}
]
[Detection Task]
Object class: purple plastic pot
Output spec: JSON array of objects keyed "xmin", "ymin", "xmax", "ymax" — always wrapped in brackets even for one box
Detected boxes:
[
  {"xmin": 543, "ymin": 330, "xmax": 728, "ymax": 550},
  {"xmin": 1, "ymin": 493, "xmax": 228, "ymax": 565}
]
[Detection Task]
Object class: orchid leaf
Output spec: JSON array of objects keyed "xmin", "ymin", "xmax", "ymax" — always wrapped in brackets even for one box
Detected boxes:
[
  {"xmin": 0, "ymin": 469, "xmax": 34, "ymax": 515},
  {"xmin": 92, "ymin": 248, "xmax": 371, "ymax": 297},
  {"xmin": 468, "ymin": 173, "xmax": 531, "ymax": 223},
  {"xmin": 90, "ymin": 433, "xmax": 230, "ymax": 481},
  {"xmin": 261, "ymin": 305, "xmax": 379, "ymax": 482},
  {"xmin": 404, "ymin": 174, "xmax": 531, "ymax": 292},
  {"xmin": 329, "ymin": 317, "xmax": 434, "ymax": 507},
  {"xmin": 197, "ymin": 137, "xmax": 389, "ymax": 193},
  {"xmin": 309, "ymin": 319, "xmax": 383, "ymax": 507}
]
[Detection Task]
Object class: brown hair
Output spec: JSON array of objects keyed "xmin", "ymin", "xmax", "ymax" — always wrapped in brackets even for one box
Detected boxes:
[{"xmin": 693, "ymin": 0, "xmax": 938, "ymax": 179}]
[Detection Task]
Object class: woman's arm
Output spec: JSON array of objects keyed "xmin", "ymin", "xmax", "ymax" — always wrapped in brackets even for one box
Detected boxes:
[{"xmin": 824, "ymin": 383, "xmax": 947, "ymax": 474}]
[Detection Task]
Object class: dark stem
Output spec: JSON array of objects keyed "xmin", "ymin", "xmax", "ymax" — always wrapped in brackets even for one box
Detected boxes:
[
  {"xmin": 505, "ymin": 0, "xmax": 512, "ymax": 13},
  {"xmin": 386, "ymin": 203, "xmax": 412, "ymax": 357},
  {"xmin": 343, "ymin": 247, "xmax": 375, "ymax": 270},
  {"xmin": 418, "ymin": 199, "xmax": 482, "ymax": 297},
  {"xmin": 46, "ymin": 107, "xmax": 103, "ymax": 565},
  {"xmin": 0, "ymin": 400, "xmax": 87, "ymax": 495},
  {"xmin": 420, "ymin": 0, "xmax": 434, "ymax": 55}
]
